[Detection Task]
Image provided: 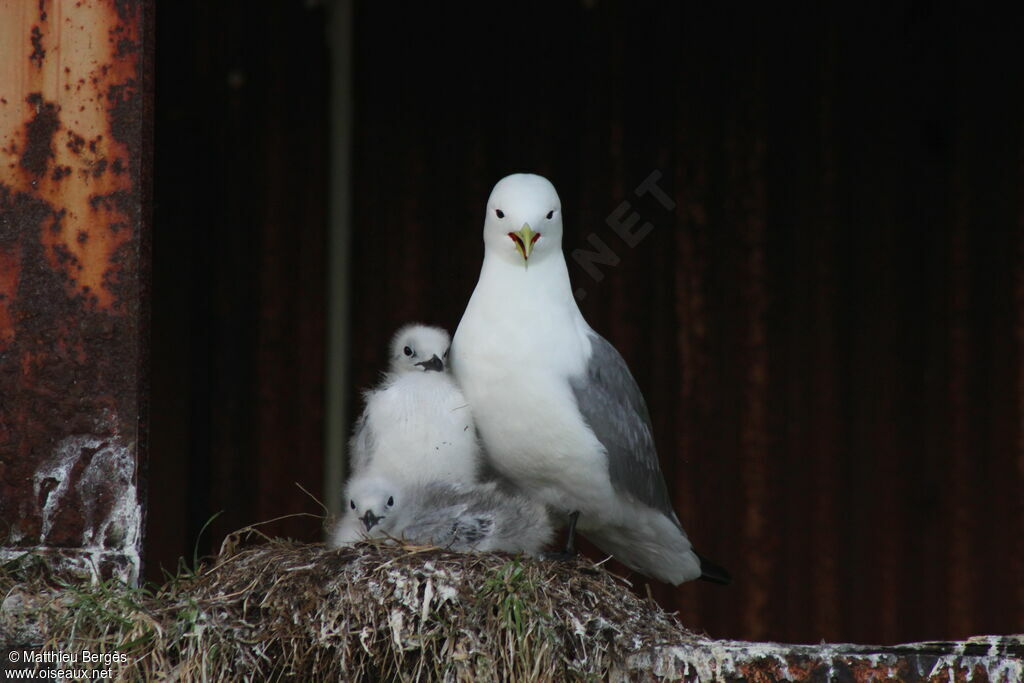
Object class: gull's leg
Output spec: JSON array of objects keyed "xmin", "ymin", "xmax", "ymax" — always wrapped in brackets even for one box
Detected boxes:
[
  {"xmin": 563, "ymin": 510, "xmax": 580, "ymax": 553},
  {"xmin": 542, "ymin": 510, "xmax": 580, "ymax": 562}
]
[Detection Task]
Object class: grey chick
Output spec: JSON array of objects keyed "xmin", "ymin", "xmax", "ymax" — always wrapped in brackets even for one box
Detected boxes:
[{"xmin": 331, "ymin": 474, "xmax": 553, "ymax": 556}]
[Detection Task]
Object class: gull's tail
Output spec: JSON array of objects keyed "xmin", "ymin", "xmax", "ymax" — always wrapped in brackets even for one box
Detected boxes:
[{"xmin": 695, "ymin": 552, "xmax": 732, "ymax": 585}]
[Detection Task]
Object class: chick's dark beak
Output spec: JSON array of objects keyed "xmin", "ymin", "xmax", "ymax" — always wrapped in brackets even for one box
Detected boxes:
[
  {"xmin": 415, "ymin": 354, "xmax": 444, "ymax": 372},
  {"xmin": 360, "ymin": 510, "xmax": 383, "ymax": 531}
]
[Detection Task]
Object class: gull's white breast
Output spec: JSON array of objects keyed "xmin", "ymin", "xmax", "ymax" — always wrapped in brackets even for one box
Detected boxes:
[{"xmin": 452, "ymin": 257, "xmax": 618, "ymax": 518}]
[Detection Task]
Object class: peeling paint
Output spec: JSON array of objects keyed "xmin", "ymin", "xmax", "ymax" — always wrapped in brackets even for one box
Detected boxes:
[
  {"xmin": 31, "ymin": 438, "xmax": 81, "ymax": 542},
  {"xmin": 75, "ymin": 437, "xmax": 141, "ymax": 556},
  {"xmin": 19, "ymin": 435, "xmax": 141, "ymax": 584}
]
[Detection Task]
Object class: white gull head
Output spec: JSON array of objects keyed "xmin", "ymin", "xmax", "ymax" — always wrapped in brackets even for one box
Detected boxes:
[{"xmin": 484, "ymin": 173, "xmax": 563, "ymax": 268}]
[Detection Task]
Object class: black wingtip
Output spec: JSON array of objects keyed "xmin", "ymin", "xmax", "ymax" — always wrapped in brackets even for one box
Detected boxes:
[{"xmin": 696, "ymin": 552, "xmax": 732, "ymax": 586}]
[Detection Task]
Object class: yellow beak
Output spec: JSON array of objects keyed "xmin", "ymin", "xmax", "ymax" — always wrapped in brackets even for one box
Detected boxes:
[{"xmin": 508, "ymin": 223, "xmax": 539, "ymax": 262}]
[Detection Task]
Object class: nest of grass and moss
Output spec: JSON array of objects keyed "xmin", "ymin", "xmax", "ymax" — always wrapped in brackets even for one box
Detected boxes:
[{"xmin": 1, "ymin": 527, "xmax": 703, "ymax": 681}]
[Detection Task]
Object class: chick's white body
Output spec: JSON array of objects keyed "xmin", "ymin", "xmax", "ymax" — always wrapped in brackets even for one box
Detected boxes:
[
  {"xmin": 357, "ymin": 371, "xmax": 477, "ymax": 484},
  {"xmin": 347, "ymin": 324, "xmax": 480, "ymax": 487}
]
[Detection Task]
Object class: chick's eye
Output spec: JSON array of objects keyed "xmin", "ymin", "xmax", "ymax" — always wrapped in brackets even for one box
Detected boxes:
[
  {"xmin": 403, "ymin": 346, "xmax": 412, "ymax": 357},
  {"xmin": 546, "ymin": 210, "xmax": 554, "ymax": 219},
  {"xmin": 349, "ymin": 500, "xmax": 355, "ymax": 510},
  {"xmin": 387, "ymin": 496, "xmax": 394, "ymax": 507},
  {"xmin": 495, "ymin": 209, "xmax": 505, "ymax": 219}
]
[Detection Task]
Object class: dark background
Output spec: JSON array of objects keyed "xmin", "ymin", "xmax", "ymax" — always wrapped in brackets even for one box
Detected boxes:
[{"xmin": 149, "ymin": 1, "xmax": 1024, "ymax": 645}]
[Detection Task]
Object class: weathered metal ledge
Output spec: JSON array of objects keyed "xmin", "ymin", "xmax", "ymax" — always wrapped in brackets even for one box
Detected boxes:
[{"xmin": 618, "ymin": 635, "xmax": 1023, "ymax": 681}]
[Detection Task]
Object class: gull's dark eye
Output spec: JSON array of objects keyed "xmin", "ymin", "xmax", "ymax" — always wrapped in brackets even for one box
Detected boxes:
[
  {"xmin": 495, "ymin": 209, "xmax": 505, "ymax": 219},
  {"xmin": 443, "ymin": 347, "xmax": 450, "ymax": 359},
  {"xmin": 546, "ymin": 210, "xmax": 554, "ymax": 219},
  {"xmin": 403, "ymin": 346, "xmax": 412, "ymax": 356},
  {"xmin": 387, "ymin": 496, "xmax": 394, "ymax": 507},
  {"xmin": 349, "ymin": 500, "xmax": 355, "ymax": 510}
]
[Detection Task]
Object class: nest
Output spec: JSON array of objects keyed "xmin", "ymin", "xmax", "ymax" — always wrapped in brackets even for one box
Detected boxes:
[{"xmin": 1, "ymin": 534, "xmax": 702, "ymax": 681}]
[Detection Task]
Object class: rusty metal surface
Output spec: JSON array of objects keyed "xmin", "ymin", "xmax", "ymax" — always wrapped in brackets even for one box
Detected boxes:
[
  {"xmin": 619, "ymin": 636, "xmax": 1024, "ymax": 682},
  {"xmin": 0, "ymin": 0, "xmax": 151, "ymax": 584}
]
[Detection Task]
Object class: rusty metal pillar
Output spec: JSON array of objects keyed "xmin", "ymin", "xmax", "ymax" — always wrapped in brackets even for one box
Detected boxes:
[{"xmin": 0, "ymin": 0, "xmax": 152, "ymax": 584}]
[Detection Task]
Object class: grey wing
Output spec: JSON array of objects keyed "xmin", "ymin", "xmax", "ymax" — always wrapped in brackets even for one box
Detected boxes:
[
  {"xmin": 347, "ymin": 407, "xmax": 375, "ymax": 474},
  {"xmin": 483, "ymin": 493, "xmax": 554, "ymax": 554},
  {"xmin": 399, "ymin": 504, "xmax": 485, "ymax": 548},
  {"xmin": 449, "ymin": 515, "xmax": 495, "ymax": 548},
  {"xmin": 569, "ymin": 330, "xmax": 679, "ymax": 524},
  {"xmin": 395, "ymin": 483, "xmax": 464, "ymax": 545}
]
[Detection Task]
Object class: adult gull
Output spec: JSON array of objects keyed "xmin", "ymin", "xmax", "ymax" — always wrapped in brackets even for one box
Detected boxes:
[{"xmin": 451, "ymin": 173, "xmax": 729, "ymax": 585}]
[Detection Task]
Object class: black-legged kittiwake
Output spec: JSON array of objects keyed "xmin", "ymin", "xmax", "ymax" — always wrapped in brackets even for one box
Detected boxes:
[
  {"xmin": 330, "ymin": 474, "xmax": 553, "ymax": 555},
  {"xmin": 347, "ymin": 324, "xmax": 480, "ymax": 485},
  {"xmin": 451, "ymin": 173, "xmax": 730, "ymax": 585}
]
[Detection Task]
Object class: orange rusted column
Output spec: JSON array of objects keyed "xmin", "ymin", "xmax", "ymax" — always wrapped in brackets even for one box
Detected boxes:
[{"xmin": 0, "ymin": 0, "xmax": 152, "ymax": 584}]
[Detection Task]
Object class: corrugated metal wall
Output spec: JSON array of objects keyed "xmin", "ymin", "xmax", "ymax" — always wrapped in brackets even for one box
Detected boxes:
[
  {"xmin": 148, "ymin": 1, "xmax": 329, "ymax": 578},
  {"xmin": 346, "ymin": 3, "xmax": 1023, "ymax": 644}
]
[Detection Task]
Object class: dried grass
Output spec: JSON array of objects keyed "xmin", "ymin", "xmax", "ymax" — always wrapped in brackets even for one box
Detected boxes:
[{"xmin": 1, "ymin": 530, "xmax": 702, "ymax": 681}]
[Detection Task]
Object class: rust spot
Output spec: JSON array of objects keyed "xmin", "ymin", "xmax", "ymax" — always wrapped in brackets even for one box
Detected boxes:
[
  {"xmin": 110, "ymin": 158, "xmax": 125, "ymax": 175},
  {"xmin": 66, "ymin": 131, "xmax": 85, "ymax": 155},
  {"xmin": 0, "ymin": 247, "xmax": 18, "ymax": 346},
  {"xmin": 29, "ymin": 26, "xmax": 45, "ymax": 68},
  {"xmin": 87, "ymin": 135, "xmax": 103, "ymax": 153},
  {"xmin": 115, "ymin": 38, "xmax": 138, "ymax": 59},
  {"xmin": 0, "ymin": 185, "xmax": 47, "ymax": 350},
  {"xmin": 51, "ymin": 244, "xmax": 79, "ymax": 271},
  {"xmin": 91, "ymin": 159, "xmax": 108, "ymax": 178},
  {"xmin": 20, "ymin": 94, "xmax": 60, "ymax": 177},
  {"xmin": 113, "ymin": 0, "xmax": 135, "ymax": 25},
  {"xmin": 50, "ymin": 165, "xmax": 71, "ymax": 181},
  {"xmin": 49, "ymin": 207, "xmax": 66, "ymax": 234},
  {"xmin": 76, "ymin": 230, "xmax": 88, "ymax": 244},
  {"xmin": 107, "ymin": 81, "xmax": 139, "ymax": 147}
]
